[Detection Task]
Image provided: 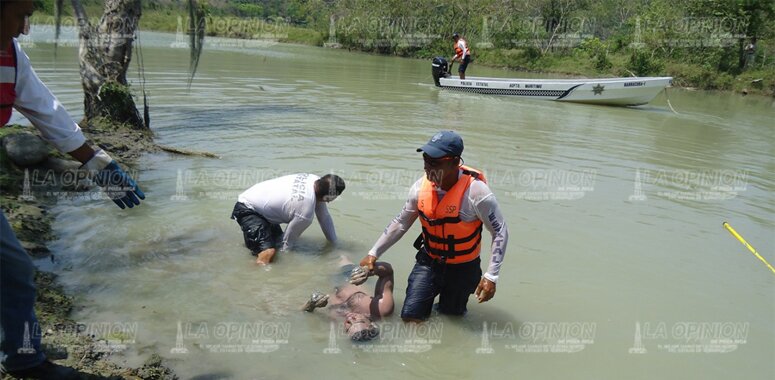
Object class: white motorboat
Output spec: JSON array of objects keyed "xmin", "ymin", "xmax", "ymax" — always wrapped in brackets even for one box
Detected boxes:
[{"xmin": 432, "ymin": 57, "xmax": 672, "ymax": 106}]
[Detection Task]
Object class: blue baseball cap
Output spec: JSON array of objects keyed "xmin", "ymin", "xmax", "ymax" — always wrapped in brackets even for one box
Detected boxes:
[{"xmin": 417, "ymin": 131, "xmax": 464, "ymax": 158}]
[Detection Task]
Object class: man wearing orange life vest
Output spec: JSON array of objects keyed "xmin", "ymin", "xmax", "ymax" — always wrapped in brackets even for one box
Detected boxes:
[
  {"xmin": 2, "ymin": 1, "xmax": 143, "ymax": 377},
  {"xmin": 451, "ymin": 33, "xmax": 471, "ymax": 79},
  {"xmin": 360, "ymin": 131, "xmax": 507, "ymax": 322}
]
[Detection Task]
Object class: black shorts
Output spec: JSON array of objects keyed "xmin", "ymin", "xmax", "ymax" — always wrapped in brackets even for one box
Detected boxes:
[
  {"xmin": 231, "ymin": 202, "xmax": 283, "ymax": 254},
  {"xmin": 458, "ymin": 55, "xmax": 471, "ymax": 73},
  {"xmin": 400, "ymin": 250, "xmax": 482, "ymax": 320}
]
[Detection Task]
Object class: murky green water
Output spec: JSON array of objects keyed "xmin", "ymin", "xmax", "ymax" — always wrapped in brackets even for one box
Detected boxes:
[{"xmin": 16, "ymin": 28, "xmax": 774, "ymax": 379}]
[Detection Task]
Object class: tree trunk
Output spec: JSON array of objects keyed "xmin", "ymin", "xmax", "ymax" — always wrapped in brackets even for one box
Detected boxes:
[{"xmin": 71, "ymin": 0, "xmax": 146, "ymax": 130}]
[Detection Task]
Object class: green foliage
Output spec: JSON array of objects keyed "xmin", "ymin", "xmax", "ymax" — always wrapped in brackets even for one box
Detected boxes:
[
  {"xmin": 96, "ymin": 82, "xmax": 139, "ymax": 126},
  {"xmin": 627, "ymin": 49, "xmax": 664, "ymax": 76},
  {"xmin": 233, "ymin": 3, "xmax": 264, "ymax": 18},
  {"xmin": 29, "ymin": 0, "xmax": 775, "ymax": 94},
  {"xmin": 33, "ymin": 0, "xmax": 54, "ymax": 14},
  {"xmin": 282, "ymin": 26, "xmax": 325, "ymax": 46},
  {"xmin": 578, "ymin": 37, "xmax": 612, "ymax": 71}
]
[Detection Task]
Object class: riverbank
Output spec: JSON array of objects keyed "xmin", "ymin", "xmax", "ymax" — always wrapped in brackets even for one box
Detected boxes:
[
  {"xmin": 138, "ymin": 11, "xmax": 775, "ymax": 97},
  {"xmin": 1, "ymin": 122, "xmax": 176, "ymax": 379},
  {"xmin": 29, "ymin": 5, "xmax": 774, "ymax": 97}
]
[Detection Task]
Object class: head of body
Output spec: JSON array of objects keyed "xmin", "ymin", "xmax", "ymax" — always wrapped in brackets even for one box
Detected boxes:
[
  {"xmin": 417, "ymin": 131, "xmax": 464, "ymax": 190},
  {"xmin": 344, "ymin": 312, "xmax": 379, "ymax": 341},
  {"xmin": 314, "ymin": 174, "xmax": 345, "ymax": 202},
  {"xmin": 0, "ymin": 0, "xmax": 34, "ymax": 51},
  {"xmin": 452, "ymin": 32, "xmax": 460, "ymax": 43}
]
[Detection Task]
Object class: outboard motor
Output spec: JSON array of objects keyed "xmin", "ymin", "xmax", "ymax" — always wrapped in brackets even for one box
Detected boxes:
[{"xmin": 431, "ymin": 57, "xmax": 449, "ymax": 86}]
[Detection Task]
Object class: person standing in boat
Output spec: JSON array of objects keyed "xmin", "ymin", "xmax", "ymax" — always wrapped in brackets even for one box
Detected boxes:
[
  {"xmin": 359, "ymin": 131, "xmax": 508, "ymax": 322},
  {"xmin": 231, "ymin": 173, "xmax": 345, "ymax": 265},
  {"xmin": 451, "ymin": 33, "xmax": 472, "ymax": 79},
  {"xmin": 744, "ymin": 37, "xmax": 756, "ymax": 70},
  {"xmin": 1, "ymin": 0, "xmax": 144, "ymax": 377}
]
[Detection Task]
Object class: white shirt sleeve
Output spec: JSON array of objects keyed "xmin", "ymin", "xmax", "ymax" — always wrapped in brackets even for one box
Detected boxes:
[
  {"xmin": 315, "ymin": 201, "xmax": 337, "ymax": 243},
  {"xmin": 368, "ymin": 179, "xmax": 421, "ymax": 257},
  {"xmin": 281, "ymin": 215, "xmax": 313, "ymax": 251},
  {"xmin": 459, "ymin": 40, "xmax": 468, "ymax": 58},
  {"xmin": 469, "ymin": 181, "xmax": 508, "ymax": 283},
  {"xmin": 13, "ymin": 41, "xmax": 85, "ymax": 153}
]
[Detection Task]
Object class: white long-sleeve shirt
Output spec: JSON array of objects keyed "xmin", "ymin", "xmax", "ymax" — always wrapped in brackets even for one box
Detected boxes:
[
  {"xmin": 238, "ymin": 173, "xmax": 337, "ymax": 251},
  {"xmin": 6, "ymin": 39, "xmax": 85, "ymax": 152},
  {"xmin": 455, "ymin": 39, "xmax": 470, "ymax": 59},
  {"xmin": 368, "ymin": 171, "xmax": 508, "ymax": 283}
]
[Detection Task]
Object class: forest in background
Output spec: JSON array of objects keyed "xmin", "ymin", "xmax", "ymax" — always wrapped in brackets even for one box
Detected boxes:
[{"xmin": 31, "ymin": 0, "xmax": 775, "ymax": 94}]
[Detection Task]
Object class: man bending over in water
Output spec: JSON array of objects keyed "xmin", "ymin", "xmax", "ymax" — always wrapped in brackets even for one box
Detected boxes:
[{"xmin": 302, "ymin": 256, "xmax": 394, "ymax": 341}]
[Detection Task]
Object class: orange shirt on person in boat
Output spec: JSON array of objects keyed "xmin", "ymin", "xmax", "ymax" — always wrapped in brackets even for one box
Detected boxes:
[{"xmin": 453, "ymin": 38, "xmax": 470, "ymax": 61}]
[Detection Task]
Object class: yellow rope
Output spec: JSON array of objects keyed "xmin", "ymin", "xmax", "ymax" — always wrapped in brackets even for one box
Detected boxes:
[{"xmin": 723, "ymin": 222, "xmax": 775, "ymax": 275}]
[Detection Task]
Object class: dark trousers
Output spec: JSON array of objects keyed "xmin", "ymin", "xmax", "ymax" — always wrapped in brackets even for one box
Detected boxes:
[
  {"xmin": 400, "ymin": 250, "xmax": 481, "ymax": 320},
  {"xmin": 1, "ymin": 211, "xmax": 46, "ymax": 371},
  {"xmin": 231, "ymin": 202, "xmax": 283, "ymax": 254}
]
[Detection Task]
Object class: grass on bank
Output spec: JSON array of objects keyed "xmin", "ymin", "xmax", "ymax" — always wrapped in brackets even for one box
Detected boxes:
[{"xmin": 29, "ymin": 6, "xmax": 774, "ymax": 96}]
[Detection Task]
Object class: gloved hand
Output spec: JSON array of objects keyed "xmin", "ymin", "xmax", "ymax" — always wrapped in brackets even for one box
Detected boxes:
[
  {"xmin": 302, "ymin": 291, "xmax": 329, "ymax": 312},
  {"xmin": 83, "ymin": 150, "xmax": 145, "ymax": 209},
  {"xmin": 349, "ymin": 265, "xmax": 371, "ymax": 285}
]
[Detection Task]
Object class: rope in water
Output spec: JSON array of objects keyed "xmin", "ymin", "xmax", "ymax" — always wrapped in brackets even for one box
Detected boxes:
[
  {"xmin": 664, "ymin": 87, "xmax": 678, "ymax": 114},
  {"xmin": 723, "ymin": 222, "xmax": 775, "ymax": 275}
]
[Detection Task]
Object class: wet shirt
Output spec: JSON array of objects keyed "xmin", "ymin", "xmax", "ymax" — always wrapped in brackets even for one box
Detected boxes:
[
  {"xmin": 238, "ymin": 173, "xmax": 337, "ymax": 251},
  {"xmin": 368, "ymin": 170, "xmax": 508, "ymax": 283}
]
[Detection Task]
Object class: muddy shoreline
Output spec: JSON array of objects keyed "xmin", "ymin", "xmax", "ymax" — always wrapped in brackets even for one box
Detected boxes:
[{"xmin": 1, "ymin": 122, "xmax": 177, "ymax": 379}]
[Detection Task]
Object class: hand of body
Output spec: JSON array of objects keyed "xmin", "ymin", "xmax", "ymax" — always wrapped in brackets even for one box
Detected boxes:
[
  {"xmin": 349, "ymin": 265, "xmax": 371, "ymax": 285},
  {"xmin": 302, "ymin": 291, "xmax": 329, "ymax": 312},
  {"xmin": 82, "ymin": 149, "xmax": 145, "ymax": 209}
]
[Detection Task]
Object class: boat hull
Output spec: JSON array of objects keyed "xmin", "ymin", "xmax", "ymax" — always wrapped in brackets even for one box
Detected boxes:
[{"xmin": 437, "ymin": 76, "xmax": 673, "ymax": 106}]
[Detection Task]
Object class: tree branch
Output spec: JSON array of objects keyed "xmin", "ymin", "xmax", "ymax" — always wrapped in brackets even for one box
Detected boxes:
[{"xmin": 70, "ymin": 0, "xmax": 90, "ymax": 35}]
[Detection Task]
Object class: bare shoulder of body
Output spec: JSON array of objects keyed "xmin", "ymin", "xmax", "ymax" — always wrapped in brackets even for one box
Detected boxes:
[{"xmin": 330, "ymin": 285, "xmax": 372, "ymax": 315}]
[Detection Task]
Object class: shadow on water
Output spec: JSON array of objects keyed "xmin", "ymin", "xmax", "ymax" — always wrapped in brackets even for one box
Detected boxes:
[
  {"xmin": 189, "ymin": 372, "xmax": 234, "ymax": 380},
  {"xmin": 159, "ymin": 104, "xmax": 311, "ymax": 128}
]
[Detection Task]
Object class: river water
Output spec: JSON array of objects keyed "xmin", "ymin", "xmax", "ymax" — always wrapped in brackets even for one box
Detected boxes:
[{"xmin": 14, "ymin": 28, "xmax": 774, "ymax": 379}]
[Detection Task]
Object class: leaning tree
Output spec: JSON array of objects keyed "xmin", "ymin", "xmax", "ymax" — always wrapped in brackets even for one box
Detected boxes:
[{"xmin": 55, "ymin": 0, "xmax": 205, "ymax": 130}]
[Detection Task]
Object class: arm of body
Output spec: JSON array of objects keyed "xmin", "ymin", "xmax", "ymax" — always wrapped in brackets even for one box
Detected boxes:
[
  {"xmin": 360, "ymin": 180, "xmax": 421, "ymax": 270},
  {"xmin": 368, "ymin": 262, "xmax": 394, "ymax": 318}
]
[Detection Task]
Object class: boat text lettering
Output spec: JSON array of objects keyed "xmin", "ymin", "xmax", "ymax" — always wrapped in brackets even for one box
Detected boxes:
[
  {"xmin": 524, "ymin": 84, "xmax": 542, "ymax": 89},
  {"xmin": 509, "ymin": 83, "xmax": 520, "ymax": 88},
  {"xmin": 475, "ymin": 82, "xmax": 488, "ymax": 87},
  {"xmin": 624, "ymin": 81, "xmax": 645, "ymax": 87},
  {"xmin": 461, "ymin": 81, "xmax": 472, "ymax": 86}
]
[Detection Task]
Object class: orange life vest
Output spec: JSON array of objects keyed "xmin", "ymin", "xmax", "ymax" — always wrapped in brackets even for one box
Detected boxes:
[
  {"xmin": 417, "ymin": 165, "xmax": 486, "ymax": 264},
  {"xmin": 0, "ymin": 41, "xmax": 17, "ymax": 126},
  {"xmin": 453, "ymin": 38, "xmax": 469, "ymax": 59}
]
